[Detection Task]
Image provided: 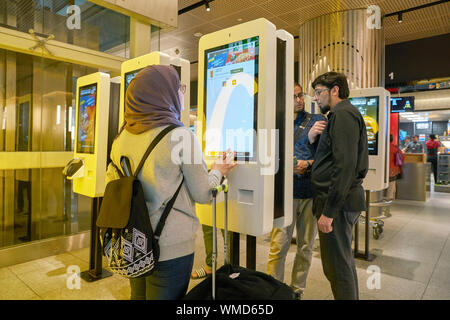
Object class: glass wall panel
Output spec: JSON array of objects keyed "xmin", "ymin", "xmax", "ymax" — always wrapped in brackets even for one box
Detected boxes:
[
  {"xmin": 0, "ymin": 48, "xmax": 94, "ymax": 250},
  {"xmin": 0, "ymin": 0, "xmax": 130, "ymax": 58}
]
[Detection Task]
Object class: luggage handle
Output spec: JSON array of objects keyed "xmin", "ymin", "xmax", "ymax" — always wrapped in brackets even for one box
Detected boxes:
[{"xmin": 211, "ymin": 184, "xmax": 228, "ymax": 301}]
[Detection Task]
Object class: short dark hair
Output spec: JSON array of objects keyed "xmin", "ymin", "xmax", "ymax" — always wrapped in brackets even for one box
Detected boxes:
[
  {"xmin": 429, "ymin": 134, "xmax": 436, "ymax": 140},
  {"xmin": 390, "ymin": 134, "xmax": 394, "ymax": 143},
  {"xmin": 413, "ymin": 135, "xmax": 419, "ymax": 138},
  {"xmin": 294, "ymin": 82, "xmax": 302, "ymax": 90},
  {"xmin": 311, "ymin": 72, "xmax": 350, "ymax": 99}
]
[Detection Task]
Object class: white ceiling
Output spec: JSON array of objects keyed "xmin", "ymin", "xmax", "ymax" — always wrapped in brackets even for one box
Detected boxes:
[{"xmin": 156, "ymin": 0, "xmax": 450, "ymax": 81}]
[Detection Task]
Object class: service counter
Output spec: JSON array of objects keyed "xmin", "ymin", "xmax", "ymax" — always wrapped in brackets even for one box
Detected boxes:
[{"xmin": 397, "ymin": 153, "xmax": 430, "ymax": 201}]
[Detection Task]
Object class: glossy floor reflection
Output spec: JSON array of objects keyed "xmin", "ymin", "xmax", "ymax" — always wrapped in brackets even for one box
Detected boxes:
[{"xmin": 1, "ymin": 189, "xmax": 449, "ymax": 300}]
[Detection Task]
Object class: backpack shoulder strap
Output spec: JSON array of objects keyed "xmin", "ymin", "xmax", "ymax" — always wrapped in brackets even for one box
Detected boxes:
[
  {"xmin": 154, "ymin": 177, "xmax": 184, "ymax": 241},
  {"xmin": 110, "ymin": 161, "xmax": 125, "ymax": 178},
  {"xmin": 133, "ymin": 124, "xmax": 179, "ymax": 177}
]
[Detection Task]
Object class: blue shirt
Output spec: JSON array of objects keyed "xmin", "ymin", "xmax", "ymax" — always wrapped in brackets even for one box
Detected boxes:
[{"xmin": 293, "ymin": 111, "xmax": 327, "ymax": 199}]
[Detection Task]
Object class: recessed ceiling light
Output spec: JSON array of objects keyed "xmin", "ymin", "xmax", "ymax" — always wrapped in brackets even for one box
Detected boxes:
[
  {"xmin": 194, "ymin": 32, "xmax": 203, "ymax": 37},
  {"xmin": 237, "ymin": 18, "xmax": 243, "ymax": 22}
]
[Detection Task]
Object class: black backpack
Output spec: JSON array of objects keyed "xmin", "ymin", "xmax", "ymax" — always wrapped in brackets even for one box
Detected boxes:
[{"xmin": 96, "ymin": 124, "xmax": 183, "ymax": 278}]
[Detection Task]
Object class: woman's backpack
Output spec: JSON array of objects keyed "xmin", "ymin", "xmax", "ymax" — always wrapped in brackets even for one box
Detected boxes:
[{"xmin": 96, "ymin": 125, "xmax": 183, "ymax": 278}]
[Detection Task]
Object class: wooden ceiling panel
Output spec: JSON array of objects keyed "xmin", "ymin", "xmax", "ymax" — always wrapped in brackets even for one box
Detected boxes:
[
  {"xmin": 212, "ymin": 6, "xmax": 275, "ymax": 29},
  {"xmin": 169, "ymin": 0, "xmax": 449, "ymax": 71},
  {"xmin": 187, "ymin": 0, "xmax": 260, "ymax": 21}
]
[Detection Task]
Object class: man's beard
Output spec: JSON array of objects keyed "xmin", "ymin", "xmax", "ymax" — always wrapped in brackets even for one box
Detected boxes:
[{"xmin": 319, "ymin": 105, "xmax": 330, "ymax": 114}]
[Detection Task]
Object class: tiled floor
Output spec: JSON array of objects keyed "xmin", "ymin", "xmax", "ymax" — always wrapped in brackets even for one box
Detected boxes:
[{"xmin": 1, "ymin": 189, "xmax": 449, "ymax": 300}]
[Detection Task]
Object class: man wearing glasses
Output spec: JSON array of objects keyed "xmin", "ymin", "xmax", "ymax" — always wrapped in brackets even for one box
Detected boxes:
[
  {"xmin": 267, "ymin": 82, "xmax": 327, "ymax": 299},
  {"xmin": 308, "ymin": 72, "xmax": 368, "ymax": 300}
]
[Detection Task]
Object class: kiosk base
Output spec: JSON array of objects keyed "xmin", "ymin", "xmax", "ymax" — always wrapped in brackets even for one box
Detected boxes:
[
  {"xmin": 80, "ymin": 269, "xmax": 113, "ymax": 283},
  {"xmin": 80, "ymin": 197, "xmax": 113, "ymax": 283},
  {"xmin": 354, "ymin": 191, "xmax": 376, "ymax": 262}
]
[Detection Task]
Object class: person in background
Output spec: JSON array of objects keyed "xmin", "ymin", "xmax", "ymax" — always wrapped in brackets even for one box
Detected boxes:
[
  {"xmin": 426, "ymin": 134, "xmax": 441, "ymax": 184},
  {"xmin": 309, "ymin": 72, "xmax": 369, "ymax": 300},
  {"xmin": 106, "ymin": 65, "xmax": 237, "ymax": 300},
  {"xmin": 404, "ymin": 135, "xmax": 423, "ymax": 153},
  {"xmin": 267, "ymin": 82, "xmax": 327, "ymax": 300},
  {"xmin": 400, "ymin": 136, "xmax": 410, "ymax": 152},
  {"xmin": 384, "ymin": 134, "xmax": 403, "ymax": 215}
]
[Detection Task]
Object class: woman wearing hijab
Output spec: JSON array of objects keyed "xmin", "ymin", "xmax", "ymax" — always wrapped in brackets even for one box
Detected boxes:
[{"xmin": 106, "ymin": 65, "xmax": 237, "ymax": 300}]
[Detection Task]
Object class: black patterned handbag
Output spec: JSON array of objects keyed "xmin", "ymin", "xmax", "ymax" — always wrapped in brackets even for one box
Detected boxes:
[{"xmin": 96, "ymin": 125, "xmax": 183, "ymax": 278}]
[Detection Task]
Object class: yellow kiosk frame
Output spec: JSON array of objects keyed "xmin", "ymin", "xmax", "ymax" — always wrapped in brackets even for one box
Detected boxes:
[{"xmin": 73, "ymin": 72, "xmax": 110, "ymax": 198}]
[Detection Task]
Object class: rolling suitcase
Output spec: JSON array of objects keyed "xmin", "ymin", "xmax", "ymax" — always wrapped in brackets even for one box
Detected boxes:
[{"xmin": 184, "ymin": 184, "xmax": 295, "ymax": 300}]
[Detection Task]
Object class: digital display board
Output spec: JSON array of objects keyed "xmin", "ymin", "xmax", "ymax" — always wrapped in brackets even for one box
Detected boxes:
[
  {"xmin": 124, "ymin": 68, "xmax": 143, "ymax": 94},
  {"xmin": 390, "ymin": 96, "xmax": 414, "ymax": 113},
  {"xmin": 204, "ymin": 36, "xmax": 259, "ymax": 159},
  {"xmin": 77, "ymin": 84, "xmax": 97, "ymax": 154},
  {"xmin": 349, "ymin": 96, "xmax": 379, "ymax": 156}
]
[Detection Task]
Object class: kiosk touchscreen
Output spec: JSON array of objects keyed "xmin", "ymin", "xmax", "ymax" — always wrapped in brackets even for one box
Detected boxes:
[
  {"xmin": 349, "ymin": 87, "xmax": 390, "ymax": 191},
  {"xmin": 196, "ymin": 18, "xmax": 294, "ymax": 236},
  {"xmin": 69, "ymin": 72, "xmax": 110, "ymax": 197},
  {"xmin": 119, "ymin": 51, "xmax": 190, "ymax": 129}
]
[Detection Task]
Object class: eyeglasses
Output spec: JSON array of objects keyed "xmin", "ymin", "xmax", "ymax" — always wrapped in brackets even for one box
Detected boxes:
[
  {"xmin": 179, "ymin": 84, "xmax": 187, "ymax": 94},
  {"xmin": 293, "ymin": 92, "xmax": 304, "ymax": 99},
  {"xmin": 313, "ymin": 88, "xmax": 329, "ymax": 97}
]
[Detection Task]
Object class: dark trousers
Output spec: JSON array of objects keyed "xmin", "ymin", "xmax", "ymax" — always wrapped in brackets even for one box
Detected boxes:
[
  {"xmin": 129, "ymin": 253, "xmax": 194, "ymax": 300},
  {"xmin": 318, "ymin": 210, "xmax": 360, "ymax": 300},
  {"xmin": 427, "ymin": 156, "xmax": 438, "ymax": 184}
]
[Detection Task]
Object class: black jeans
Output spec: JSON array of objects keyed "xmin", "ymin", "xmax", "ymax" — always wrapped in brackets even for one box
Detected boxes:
[
  {"xmin": 318, "ymin": 210, "xmax": 360, "ymax": 300},
  {"xmin": 427, "ymin": 155, "xmax": 438, "ymax": 184}
]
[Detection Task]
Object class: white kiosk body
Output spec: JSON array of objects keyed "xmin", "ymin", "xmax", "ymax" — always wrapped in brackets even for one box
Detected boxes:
[
  {"xmin": 196, "ymin": 18, "xmax": 294, "ymax": 236},
  {"xmin": 71, "ymin": 72, "xmax": 111, "ymax": 197},
  {"xmin": 119, "ymin": 51, "xmax": 191, "ymax": 129},
  {"xmin": 349, "ymin": 87, "xmax": 390, "ymax": 191},
  {"xmin": 272, "ymin": 29, "xmax": 294, "ymax": 229}
]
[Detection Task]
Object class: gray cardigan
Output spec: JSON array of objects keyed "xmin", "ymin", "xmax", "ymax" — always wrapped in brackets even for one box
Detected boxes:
[{"xmin": 106, "ymin": 125, "xmax": 222, "ymax": 261}]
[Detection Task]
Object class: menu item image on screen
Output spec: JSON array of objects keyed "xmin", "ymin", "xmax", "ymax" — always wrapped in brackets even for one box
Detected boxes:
[
  {"xmin": 204, "ymin": 37, "xmax": 259, "ymax": 160},
  {"xmin": 349, "ymin": 96, "xmax": 379, "ymax": 155},
  {"xmin": 77, "ymin": 84, "xmax": 97, "ymax": 154}
]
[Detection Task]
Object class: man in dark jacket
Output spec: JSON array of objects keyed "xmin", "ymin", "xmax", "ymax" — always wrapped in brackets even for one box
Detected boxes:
[{"xmin": 309, "ymin": 72, "xmax": 369, "ymax": 300}]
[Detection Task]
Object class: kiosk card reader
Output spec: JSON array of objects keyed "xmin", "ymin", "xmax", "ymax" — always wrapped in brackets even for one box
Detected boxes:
[
  {"xmin": 196, "ymin": 18, "xmax": 294, "ymax": 236},
  {"xmin": 349, "ymin": 87, "xmax": 390, "ymax": 191},
  {"xmin": 119, "ymin": 51, "xmax": 191, "ymax": 129}
]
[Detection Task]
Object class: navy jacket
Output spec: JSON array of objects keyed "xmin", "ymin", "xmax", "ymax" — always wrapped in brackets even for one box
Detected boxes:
[{"xmin": 293, "ymin": 111, "xmax": 327, "ymax": 199}]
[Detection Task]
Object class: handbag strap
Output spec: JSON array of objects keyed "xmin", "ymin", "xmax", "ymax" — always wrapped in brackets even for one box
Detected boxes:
[
  {"xmin": 294, "ymin": 113, "xmax": 313, "ymax": 142},
  {"xmin": 154, "ymin": 176, "xmax": 184, "ymax": 241}
]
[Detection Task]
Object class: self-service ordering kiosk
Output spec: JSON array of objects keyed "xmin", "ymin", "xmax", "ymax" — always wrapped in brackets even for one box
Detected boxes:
[
  {"xmin": 63, "ymin": 72, "xmax": 114, "ymax": 197},
  {"xmin": 195, "ymin": 18, "xmax": 294, "ymax": 236},
  {"xmin": 349, "ymin": 87, "xmax": 390, "ymax": 192},
  {"xmin": 119, "ymin": 51, "xmax": 191, "ymax": 129}
]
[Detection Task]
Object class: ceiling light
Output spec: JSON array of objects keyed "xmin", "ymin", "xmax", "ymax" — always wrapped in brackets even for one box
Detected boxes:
[
  {"xmin": 398, "ymin": 12, "xmax": 403, "ymax": 23},
  {"xmin": 205, "ymin": 0, "xmax": 210, "ymax": 12},
  {"xmin": 194, "ymin": 32, "xmax": 203, "ymax": 37}
]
